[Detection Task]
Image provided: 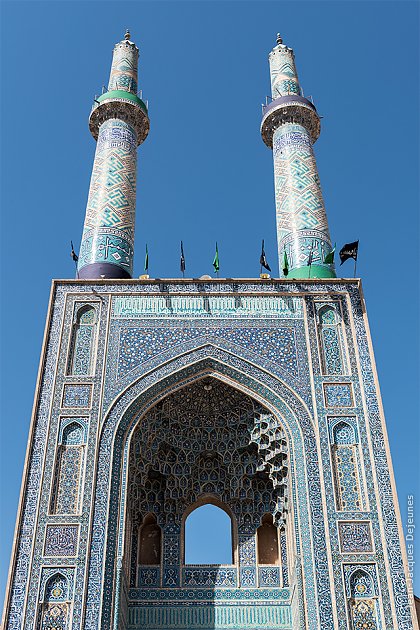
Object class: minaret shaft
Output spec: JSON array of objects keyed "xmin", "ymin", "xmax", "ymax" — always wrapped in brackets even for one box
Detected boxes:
[
  {"xmin": 261, "ymin": 37, "xmax": 335, "ymax": 279},
  {"xmin": 78, "ymin": 119, "xmax": 137, "ymax": 278},
  {"xmin": 273, "ymin": 123, "xmax": 332, "ymax": 276},
  {"xmin": 77, "ymin": 32, "xmax": 149, "ymax": 279}
]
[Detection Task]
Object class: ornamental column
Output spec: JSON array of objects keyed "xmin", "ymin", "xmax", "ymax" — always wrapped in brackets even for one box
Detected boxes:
[
  {"xmin": 77, "ymin": 30, "xmax": 149, "ymax": 279},
  {"xmin": 261, "ymin": 35, "xmax": 335, "ymax": 279}
]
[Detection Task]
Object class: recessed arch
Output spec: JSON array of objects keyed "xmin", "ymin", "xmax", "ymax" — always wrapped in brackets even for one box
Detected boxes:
[
  {"xmin": 257, "ymin": 513, "xmax": 280, "ymax": 565},
  {"xmin": 138, "ymin": 513, "xmax": 161, "ymax": 566},
  {"xmin": 84, "ymin": 350, "xmax": 330, "ymax": 629}
]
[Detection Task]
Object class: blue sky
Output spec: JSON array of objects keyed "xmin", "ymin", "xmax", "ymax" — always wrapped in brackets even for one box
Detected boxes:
[{"xmin": 1, "ymin": 0, "xmax": 419, "ymax": 607}]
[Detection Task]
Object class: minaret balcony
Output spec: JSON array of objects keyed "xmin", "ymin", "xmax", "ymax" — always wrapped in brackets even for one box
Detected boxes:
[
  {"xmin": 261, "ymin": 95, "xmax": 320, "ymax": 148},
  {"xmin": 89, "ymin": 89, "xmax": 149, "ymax": 145}
]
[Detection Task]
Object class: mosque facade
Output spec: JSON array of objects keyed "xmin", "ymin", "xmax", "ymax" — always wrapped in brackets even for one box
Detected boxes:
[{"xmin": 2, "ymin": 31, "xmax": 418, "ymax": 630}]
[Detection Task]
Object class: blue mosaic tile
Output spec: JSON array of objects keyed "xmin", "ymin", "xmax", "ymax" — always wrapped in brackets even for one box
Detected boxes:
[
  {"xmin": 258, "ymin": 566, "xmax": 281, "ymax": 587},
  {"xmin": 44, "ymin": 524, "xmax": 79, "ymax": 557},
  {"xmin": 338, "ymin": 522, "xmax": 373, "ymax": 554},
  {"xmin": 62, "ymin": 384, "xmax": 92, "ymax": 408},
  {"xmin": 324, "ymin": 383, "xmax": 353, "ymax": 407}
]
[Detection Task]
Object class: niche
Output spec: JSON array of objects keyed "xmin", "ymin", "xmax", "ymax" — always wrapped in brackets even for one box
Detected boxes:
[
  {"xmin": 139, "ymin": 514, "xmax": 161, "ymax": 565},
  {"xmin": 257, "ymin": 513, "xmax": 279, "ymax": 565}
]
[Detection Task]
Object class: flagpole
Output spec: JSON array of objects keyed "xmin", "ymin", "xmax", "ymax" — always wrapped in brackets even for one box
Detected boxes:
[
  {"xmin": 354, "ymin": 257, "xmax": 357, "ymax": 278},
  {"xmin": 180, "ymin": 241, "xmax": 185, "ymax": 278},
  {"xmin": 71, "ymin": 240, "xmax": 79, "ymax": 279}
]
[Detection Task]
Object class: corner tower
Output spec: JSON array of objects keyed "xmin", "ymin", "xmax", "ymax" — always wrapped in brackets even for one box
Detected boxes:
[
  {"xmin": 261, "ymin": 34, "xmax": 335, "ymax": 279},
  {"xmin": 77, "ymin": 30, "xmax": 149, "ymax": 279}
]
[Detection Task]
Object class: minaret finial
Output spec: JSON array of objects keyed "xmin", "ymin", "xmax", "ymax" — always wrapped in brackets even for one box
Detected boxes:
[
  {"xmin": 125, "ymin": 29, "xmax": 131, "ymax": 40},
  {"xmin": 276, "ymin": 33, "xmax": 283, "ymax": 45}
]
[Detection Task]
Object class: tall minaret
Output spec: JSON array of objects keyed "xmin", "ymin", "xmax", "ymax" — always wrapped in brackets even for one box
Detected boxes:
[
  {"xmin": 77, "ymin": 30, "xmax": 149, "ymax": 279},
  {"xmin": 261, "ymin": 34, "xmax": 335, "ymax": 279}
]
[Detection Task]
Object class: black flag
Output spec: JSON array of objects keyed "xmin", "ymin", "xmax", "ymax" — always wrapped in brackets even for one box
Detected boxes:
[
  {"xmin": 70, "ymin": 241, "xmax": 78, "ymax": 263},
  {"xmin": 339, "ymin": 240, "xmax": 359, "ymax": 265},
  {"xmin": 307, "ymin": 245, "xmax": 314, "ymax": 266},
  {"xmin": 307, "ymin": 251, "xmax": 313, "ymax": 266},
  {"xmin": 260, "ymin": 240, "xmax": 271, "ymax": 272},
  {"xmin": 180, "ymin": 241, "xmax": 186, "ymax": 274}
]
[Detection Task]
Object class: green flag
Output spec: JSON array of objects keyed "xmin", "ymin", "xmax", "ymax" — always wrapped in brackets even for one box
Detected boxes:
[
  {"xmin": 144, "ymin": 244, "xmax": 149, "ymax": 272},
  {"xmin": 282, "ymin": 250, "xmax": 289, "ymax": 277},
  {"xmin": 213, "ymin": 243, "xmax": 220, "ymax": 273},
  {"xmin": 324, "ymin": 243, "xmax": 336, "ymax": 265}
]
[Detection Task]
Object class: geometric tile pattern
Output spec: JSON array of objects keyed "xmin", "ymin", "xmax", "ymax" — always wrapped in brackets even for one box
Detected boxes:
[
  {"xmin": 333, "ymin": 444, "xmax": 362, "ymax": 511},
  {"xmin": 330, "ymin": 420, "xmax": 362, "ymax": 512},
  {"xmin": 338, "ymin": 522, "xmax": 373, "ymax": 553},
  {"xmin": 127, "ymin": 603, "xmax": 292, "ymax": 628},
  {"xmin": 183, "ymin": 567, "xmax": 237, "ymax": 587},
  {"xmin": 50, "ymin": 420, "xmax": 85, "ymax": 514},
  {"xmin": 108, "ymin": 38, "xmax": 138, "ymax": 94},
  {"xmin": 62, "ymin": 384, "xmax": 91, "ymax": 408},
  {"xmin": 78, "ymin": 118, "xmax": 137, "ymax": 277},
  {"xmin": 324, "ymin": 383, "xmax": 353, "ymax": 407},
  {"xmin": 317, "ymin": 305, "xmax": 343, "ymax": 375},
  {"xmin": 269, "ymin": 45, "xmax": 302, "ymax": 98},
  {"xmin": 68, "ymin": 305, "xmax": 96, "ymax": 376},
  {"xmin": 138, "ymin": 566, "xmax": 160, "ymax": 587},
  {"xmin": 259, "ymin": 566, "xmax": 281, "ymax": 587},
  {"xmin": 273, "ymin": 123, "xmax": 334, "ymax": 274},
  {"xmin": 118, "ymin": 325, "xmax": 299, "ymax": 379},
  {"xmin": 44, "ymin": 524, "xmax": 79, "ymax": 557},
  {"xmin": 39, "ymin": 602, "xmax": 69, "ymax": 630}
]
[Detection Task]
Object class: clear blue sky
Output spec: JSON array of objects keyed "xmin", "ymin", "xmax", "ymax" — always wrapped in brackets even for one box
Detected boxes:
[{"xmin": 1, "ymin": 0, "xmax": 419, "ymax": 607}]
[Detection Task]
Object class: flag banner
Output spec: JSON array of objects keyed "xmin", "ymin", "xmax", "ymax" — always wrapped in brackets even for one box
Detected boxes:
[
  {"xmin": 144, "ymin": 244, "xmax": 149, "ymax": 272},
  {"xmin": 324, "ymin": 244, "xmax": 336, "ymax": 265},
  {"xmin": 282, "ymin": 250, "xmax": 289, "ymax": 277},
  {"xmin": 180, "ymin": 241, "xmax": 185, "ymax": 274},
  {"xmin": 307, "ymin": 249, "xmax": 314, "ymax": 266},
  {"xmin": 260, "ymin": 239, "xmax": 272, "ymax": 272},
  {"xmin": 339, "ymin": 240, "xmax": 359, "ymax": 265},
  {"xmin": 213, "ymin": 243, "xmax": 220, "ymax": 273},
  {"xmin": 70, "ymin": 241, "xmax": 79, "ymax": 263}
]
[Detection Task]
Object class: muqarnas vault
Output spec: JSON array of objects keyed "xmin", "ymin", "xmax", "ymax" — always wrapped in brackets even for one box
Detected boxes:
[{"xmin": 3, "ymin": 30, "xmax": 418, "ymax": 630}]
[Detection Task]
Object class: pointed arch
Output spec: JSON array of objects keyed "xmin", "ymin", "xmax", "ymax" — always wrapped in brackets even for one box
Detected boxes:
[
  {"xmin": 50, "ymin": 419, "xmax": 85, "ymax": 515},
  {"xmin": 317, "ymin": 303, "xmax": 346, "ymax": 375},
  {"xmin": 83, "ymin": 348, "xmax": 333, "ymax": 629},
  {"xmin": 347, "ymin": 568, "xmax": 380, "ymax": 629},
  {"xmin": 330, "ymin": 419, "xmax": 363, "ymax": 511},
  {"xmin": 38, "ymin": 573, "xmax": 69, "ymax": 629},
  {"xmin": 67, "ymin": 304, "xmax": 97, "ymax": 375}
]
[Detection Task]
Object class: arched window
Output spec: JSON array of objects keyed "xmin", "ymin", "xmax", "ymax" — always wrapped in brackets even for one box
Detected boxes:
[
  {"xmin": 318, "ymin": 305, "xmax": 345, "ymax": 375},
  {"xmin": 331, "ymin": 421, "xmax": 362, "ymax": 511},
  {"xmin": 139, "ymin": 514, "xmax": 161, "ymax": 565},
  {"xmin": 67, "ymin": 305, "xmax": 97, "ymax": 376},
  {"xmin": 257, "ymin": 513, "xmax": 279, "ymax": 565},
  {"xmin": 185, "ymin": 504, "xmax": 233, "ymax": 564},
  {"xmin": 50, "ymin": 421, "xmax": 85, "ymax": 514},
  {"xmin": 38, "ymin": 573, "xmax": 69, "ymax": 629}
]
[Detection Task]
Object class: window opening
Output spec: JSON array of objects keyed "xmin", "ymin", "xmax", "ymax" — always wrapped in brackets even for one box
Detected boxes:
[{"xmin": 185, "ymin": 504, "xmax": 233, "ymax": 564}]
